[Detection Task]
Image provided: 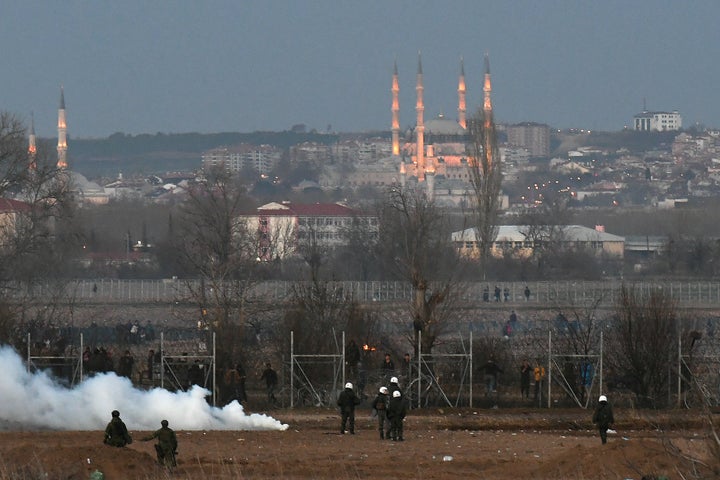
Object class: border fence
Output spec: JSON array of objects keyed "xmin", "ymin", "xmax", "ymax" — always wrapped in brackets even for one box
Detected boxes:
[{"xmin": 6, "ymin": 279, "xmax": 720, "ymax": 306}]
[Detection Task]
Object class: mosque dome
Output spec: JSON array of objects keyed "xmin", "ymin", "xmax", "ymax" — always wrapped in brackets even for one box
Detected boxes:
[{"xmin": 424, "ymin": 114, "xmax": 466, "ymax": 136}]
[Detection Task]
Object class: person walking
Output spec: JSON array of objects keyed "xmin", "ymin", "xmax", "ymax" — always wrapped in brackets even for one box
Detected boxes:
[
  {"xmin": 142, "ymin": 419, "xmax": 178, "ymax": 467},
  {"xmin": 386, "ymin": 390, "xmax": 407, "ymax": 441},
  {"xmin": 103, "ymin": 410, "xmax": 132, "ymax": 447},
  {"xmin": 483, "ymin": 358, "xmax": 503, "ymax": 396},
  {"xmin": 260, "ymin": 362, "xmax": 278, "ymax": 404},
  {"xmin": 520, "ymin": 359, "xmax": 531, "ymax": 400},
  {"xmin": 592, "ymin": 395, "xmax": 615, "ymax": 444},
  {"xmin": 371, "ymin": 386, "xmax": 389, "ymax": 439},
  {"xmin": 337, "ymin": 382, "xmax": 362, "ymax": 434},
  {"xmin": 534, "ymin": 361, "xmax": 546, "ymax": 404}
]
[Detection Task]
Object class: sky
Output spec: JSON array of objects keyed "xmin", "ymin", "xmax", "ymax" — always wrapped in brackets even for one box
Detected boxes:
[
  {"xmin": 0, "ymin": 346, "xmax": 288, "ymax": 431},
  {"xmin": 1, "ymin": 1, "xmax": 719, "ymax": 138}
]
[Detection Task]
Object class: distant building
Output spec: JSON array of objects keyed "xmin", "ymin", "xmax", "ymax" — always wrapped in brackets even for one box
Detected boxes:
[
  {"xmin": 633, "ymin": 110, "xmax": 682, "ymax": 131},
  {"xmin": 506, "ymin": 122, "xmax": 550, "ymax": 157},
  {"xmin": 0, "ymin": 198, "xmax": 31, "ymax": 249},
  {"xmin": 452, "ymin": 224, "xmax": 624, "ymax": 259},
  {"xmin": 202, "ymin": 144, "xmax": 283, "ymax": 175},
  {"xmin": 237, "ymin": 201, "xmax": 378, "ymax": 260}
]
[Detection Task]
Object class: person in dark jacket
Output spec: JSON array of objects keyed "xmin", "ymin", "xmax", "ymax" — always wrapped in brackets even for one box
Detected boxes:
[
  {"xmin": 386, "ymin": 390, "xmax": 407, "ymax": 441},
  {"xmin": 104, "ymin": 410, "xmax": 132, "ymax": 447},
  {"xmin": 337, "ymin": 382, "xmax": 362, "ymax": 434},
  {"xmin": 520, "ymin": 359, "xmax": 531, "ymax": 400},
  {"xmin": 592, "ymin": 395, "xmax": 615, "ymax": 444},
  {"xmin": 142, "ymin": 419, "xmax": 178, "ymax": 467},
  {"xmin": 371, "ymin": 386, "xmax": 389, "ymax": 439}
]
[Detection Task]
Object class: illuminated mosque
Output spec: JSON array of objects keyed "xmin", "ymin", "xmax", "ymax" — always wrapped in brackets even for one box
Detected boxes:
[
  {"xmin": 27, "ymin": 88, "xmax": 108, "ymax": 205},
  {"xmin": 392, "ymin": 53, "xmax": 495, "ymax": 199}
]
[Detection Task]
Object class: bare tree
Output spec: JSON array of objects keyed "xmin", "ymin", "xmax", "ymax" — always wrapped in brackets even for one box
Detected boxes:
[
  {"xmin": 606, "ymin": 284, "xmax": 678, "ymax": 408},
  {"xmin": 335, "ymin": 213, "xmax": 380, "ymax": 281},
  {"xmin": 466, "ymin": 109, "xmax": 502, "ymax": 276},
  {"xmin": 172, "ymin": 168, "xmax": 264, "ymax": 368},
  {"xmin": 0, "ymin": 112, "xmax": 80, "ymax": 348},
  {"xmin": 377, "ymin": 187, "xmax": 464, "ymax": 354}
]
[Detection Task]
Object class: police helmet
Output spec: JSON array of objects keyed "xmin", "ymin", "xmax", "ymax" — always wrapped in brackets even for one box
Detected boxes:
[
  {"xmin": 379, "ymin": 386, "xmax": 388, "ymax": 394},
  {"xmin": 111, "ymin": 410, "xmax": 120, "ymax": 417},
  {"xmin": 598, "ymin": 395, "xmax": 607, "ymax": 403},
  {"xmin": 161, "ymin": 419, "xmax": 169, "ymax": 427},
  {"xmin": 392, "ymin": 390, "xmax": 401, "ymax": 398},
  {"xmin": 390, "ymin": 376, "xmax": 399, "ymax": 384},
  {"xmin": 345, "ymin": 382, "xmax": 353, "ymax": 389}
]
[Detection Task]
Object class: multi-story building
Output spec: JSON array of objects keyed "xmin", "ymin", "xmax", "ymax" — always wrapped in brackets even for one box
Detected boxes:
[
  {"xmin": 633, "ymin": 111, "xmax": 682, "ymax": 131},
  {"xmin": 290, "ymin": 141, "xmax": 331, "ymax": 165},
  {"xmin": 202, "ymin": 144, "xmax": 283, "ymax": 175},
  {"xmin": 238, "ymin": 201, "xmax": 378, "ymax": 260},
  {"xmin": 506, "ymin": 122, "xmax": 550, "ymax": 157}
]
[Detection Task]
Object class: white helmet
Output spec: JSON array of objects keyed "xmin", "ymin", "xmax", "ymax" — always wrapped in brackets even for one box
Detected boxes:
[
  {"xmin": 345, "ymin": 382, "xmax": 353, "ymax": 389},
  {"xmin": 390, "ymin": 376, "xmax": 399, "ymax": 384},
  {"xmin": 379, "ymin": 386, "xmax": 388, "ymax": 394},
  {"xmin": 393, "ymin": 390, "xmax": 401, "ymax": 398},
  {"xmin": 598, "ymin": 395, "xmax": 607, "ymax": 402}
]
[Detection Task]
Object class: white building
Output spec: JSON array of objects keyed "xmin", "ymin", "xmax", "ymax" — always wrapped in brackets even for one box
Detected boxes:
[
  {"xmin": 238, "ymin": 201, "xmax": 378, "ymax": 260},
  {"xmin": 452, "ymin": 224, "xmax": 625, "ymax": 259},
  {"xmin": 633, "ymin": 111, "xmax": 682, "ymax": 132}
]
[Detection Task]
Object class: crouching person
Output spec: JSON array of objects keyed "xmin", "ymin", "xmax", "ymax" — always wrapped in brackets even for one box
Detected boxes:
[
  {"xmin": 142, "ymin": 419, "xmax": 178, "ymax": 467},
  {"xmin": 386, "ymin": 390, "xmax": 407, "ymax": 441}
]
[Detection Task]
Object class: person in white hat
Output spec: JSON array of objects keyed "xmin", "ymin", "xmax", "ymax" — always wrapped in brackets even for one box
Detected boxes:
[
  {"xmin": 386, "ymin": 390, "xmax": 408, "ymax": 441},
  {"xmin": 371, "ymin": 386, "xmax": 390, "ymax": 439},
  {"xmin": 592, "ymin": 394, "xmax": 615, "ymax": 444},
  {"xmin": 337, "ymin": 382, "xmax": 362, "ymax": 434}
]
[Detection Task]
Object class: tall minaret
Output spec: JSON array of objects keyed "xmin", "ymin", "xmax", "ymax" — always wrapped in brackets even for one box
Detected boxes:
[
  {"xmin": 458, "ymin": 57, "xmax": 467, "ymax": 129},
  {"xmin": 483, "ymin": 54, "xmax": 493, "ymax": 129},
  {"xmin": 28, "ymin": 112, "xmax": 37, "ymax": 171},
  {"xmin": 415, "ymin": 52, "xmax": 425, "ymax": 181},
  {"xmin": 57, "ymin": 86, "xmax": 68, "ymax": 169},
  {"xmin": 482, "ymin": 53, "xmax": 494, "ymax": 165},
  {"xmin": 391, "ymin": 60, "xmax": 400, "ymax": 156}
]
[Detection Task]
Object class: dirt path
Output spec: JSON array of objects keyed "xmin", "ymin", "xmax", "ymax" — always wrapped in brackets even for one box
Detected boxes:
[{"xmin": 0, "ymin": 408, "xmax": 716, "ymax": 479}]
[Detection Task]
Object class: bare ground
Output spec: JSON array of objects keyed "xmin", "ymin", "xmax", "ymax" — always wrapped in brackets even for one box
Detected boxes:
[{"xmin": 0, "ymin": 408, "xmax": 718, "ymax": 480}]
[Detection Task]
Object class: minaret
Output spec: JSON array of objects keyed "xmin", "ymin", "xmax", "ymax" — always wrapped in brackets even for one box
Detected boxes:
[
  {"xmin": 28, "ymin": 112, "xmax": 37, "ymax": 171},
  {"xmin": 483, "ymin": 54, "xmax": 493, "ymax": 129},
  {"xmin": 458, "ymin": 57, "xmax": 467, "ymax": 129},
  {"xmin": 426, "ymin": 168, "xmax": 435, "ymax": 200},
  {"xmin": 391, "ymin": 60, "xmax": 400, "ymax": 156},
  {"xmin": 482, "ymin": 53, "xmax": 494, "ymax": 165},
  {"xmin": 57, "ymin": 86, "xmax": 68, "ymax": 169},
  {"xmin": 415, "ymin": 52, "xmax": 425, "ymax": 181}
]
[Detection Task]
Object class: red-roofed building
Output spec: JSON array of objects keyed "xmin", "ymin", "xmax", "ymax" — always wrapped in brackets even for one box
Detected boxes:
[{"xmin": 238, "ymin": 201, "xmax": 377, "ymax": 260}]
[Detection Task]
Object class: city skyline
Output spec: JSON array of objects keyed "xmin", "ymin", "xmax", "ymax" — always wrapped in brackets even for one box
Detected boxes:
[{"xmin": 2, "ymin": 1, "xmax": 719, "ymax": 138}]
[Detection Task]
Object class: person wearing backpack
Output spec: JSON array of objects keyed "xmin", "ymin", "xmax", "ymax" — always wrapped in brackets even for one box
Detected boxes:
[
  {"xmin": 371, "ymin": 386, "xmax": 389, "ymax": 439},
  {"xmin": 592, "ymin": 395, "xmax": 615, "ymax": 444}
]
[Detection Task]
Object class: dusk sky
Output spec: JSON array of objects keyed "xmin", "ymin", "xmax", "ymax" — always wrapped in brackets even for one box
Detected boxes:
[{"xmin": 2, "ymin": 1, "xmax": 719, "ymax": 138}]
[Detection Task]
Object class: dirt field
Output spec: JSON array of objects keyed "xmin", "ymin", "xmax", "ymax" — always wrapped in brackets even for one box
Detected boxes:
[{"xmin": 0, "ymin": 408, "xmax": 718, "ymax": 480}]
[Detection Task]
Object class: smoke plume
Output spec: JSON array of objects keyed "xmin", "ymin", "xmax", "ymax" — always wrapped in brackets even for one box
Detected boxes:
[{"xmin": 0, "ymin": 346, "xmax": 288, "ymax": 431}]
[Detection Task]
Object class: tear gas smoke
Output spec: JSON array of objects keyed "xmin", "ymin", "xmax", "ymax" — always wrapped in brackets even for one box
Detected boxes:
[{"xmin": 0, "ymin": 346, "xmax": 288, "ymax": 431}]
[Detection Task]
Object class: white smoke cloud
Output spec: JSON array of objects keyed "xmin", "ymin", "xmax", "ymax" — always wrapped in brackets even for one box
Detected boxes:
[{"xmin": 0, "ymin": 346, "xmax": 288, "ymax": 432}]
